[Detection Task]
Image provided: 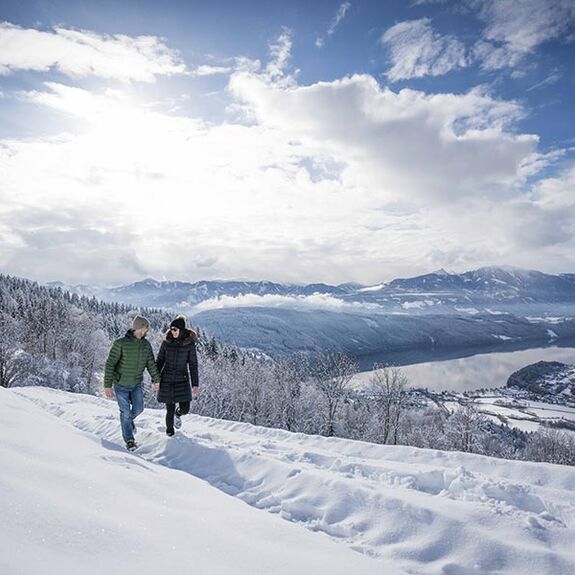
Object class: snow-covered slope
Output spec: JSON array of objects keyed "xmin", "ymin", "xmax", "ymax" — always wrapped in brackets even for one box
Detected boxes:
[
  {"xmin": 0, "ymin": 388, "xmax": 390, "ymax": 575},
  {"xmin": 3, "ymin": 387, "xmax": 575, "ymax": 575}
]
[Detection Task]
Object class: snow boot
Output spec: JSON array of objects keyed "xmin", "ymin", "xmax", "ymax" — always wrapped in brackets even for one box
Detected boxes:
[
  {"xmin": 174, "ymin": 408, "xmax": 182, "ymax": 430},
  {"xmin": 126, "ymin": 439, "xmax": 137, "ymax": 451}
]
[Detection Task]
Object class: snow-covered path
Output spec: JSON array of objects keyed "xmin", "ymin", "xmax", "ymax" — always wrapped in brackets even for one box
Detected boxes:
[
  {"xmin": 4, "ymin": 387, "xmax": 575, "ymax": 574},
  {"xmin": 1, "ymin": 387, "xmax": 392, "ymax": 575}
]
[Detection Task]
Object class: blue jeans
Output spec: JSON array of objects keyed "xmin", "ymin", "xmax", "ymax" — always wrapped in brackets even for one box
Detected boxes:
[{"xmin": 114, "ymin": 383, "xmax": 144, "ymax": 442}]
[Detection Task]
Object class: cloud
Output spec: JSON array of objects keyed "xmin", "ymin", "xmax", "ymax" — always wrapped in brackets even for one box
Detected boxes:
[
  {"xmin": 0, "ymin": 22, "xmax": 186, "ymax": 81},
  {"xmin": 507, "ymin": 200, "xmax": 573, "ymax": 248},
  {"xmin": 531, "ymin": 162, "xmax": 575, "ymax": 209},
  {"xmin": 315, "ymin": 2, "xmax": 352, "ymax": 48},
  {"xmin": 0, "ymin": 204, "xmax": 147, "ymax": 284},
  {"xmin": 470, "ymin": 0, "xmax": 575, "ymax": 70},
  {"xmin": 1, "ymin": 28, "xmax": 574, "ymax": 286},
  {"xmin": 526, "ymin": 71, "xmax": 562, "ymax": 91},
  {"xmin": 1, "ymin": 80, "xmax": 377, "ymax": 284},
  {"xmin": 266, "ymin": 27, "xmax": 294, "ymax": 81},
  {"xmin": 416, "ymin": 162, "xmax": 575, "ymax": 270},
  {"xmin": 229, "ymin": 71, "xmax": 536, "ymax": 203},
  {"xmin": 191, "ymin": 292, "xmax": 380, "ymax": 313},
  {"xmin": 192, "ymin": 64, "xmax": 232, "ymax": 77},
  {"xmin": 381, "ymin": 18, "xmax": 467, "ymax": 81}
]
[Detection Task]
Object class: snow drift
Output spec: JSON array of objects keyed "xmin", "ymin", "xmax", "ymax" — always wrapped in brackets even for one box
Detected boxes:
[{"xmin": 2, "ymin": 386, "xmax": 575, "ymax": 574}]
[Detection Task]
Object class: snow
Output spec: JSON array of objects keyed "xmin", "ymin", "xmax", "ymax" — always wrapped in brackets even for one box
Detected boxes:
[
  {"xmin": 471, "ymin": 397, "xmax": 575, "ymax": 432},
  {"xmin": 454, "ymin": 307, "xmax": 480, "ymax": 315},
  {"xmin": 3, "ymin": 387, "xmax": 575, "ymax": 575},
  {"xmin": 358, "ymin": 283, "xmax": 387, "ymax": 293},
  {"xmin": 525, "ymin": 317, "xmax": 570, "ymax": 324},
  {"xmin": 0, "ymin": 388, "xmax": 389, "ymax": 575},
  {"xmin": 401, "ymin": 300, "xmax": 436, "ymax": 309},
  {"xmin": 521, "ymin": 401, "xmax": 575, "ymax": 422}
]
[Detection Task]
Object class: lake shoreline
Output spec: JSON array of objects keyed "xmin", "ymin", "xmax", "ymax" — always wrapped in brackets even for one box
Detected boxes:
[{"xmin": 353, "ymin": 339, "xmax": 575, "ymax": 394}]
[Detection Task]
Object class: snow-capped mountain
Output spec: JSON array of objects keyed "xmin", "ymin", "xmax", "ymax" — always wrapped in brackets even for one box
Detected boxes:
[
  {"xmin": 4, "ymin": 386, "xmax": 575, "ymax": 575},
  {"xmin": 43, "ymin": 266, "xmax": 575, "ymax": 358},
  {"xmin": 48, "ymin": 266, "xmax": 575, "ymax": 312},
  {"xmin": 359, "ymin": 266, "xmax": 575, "ymax": 309},
  {"xmin": 47, "ymin": 278, "xmax": 353, "ymax": 309}
]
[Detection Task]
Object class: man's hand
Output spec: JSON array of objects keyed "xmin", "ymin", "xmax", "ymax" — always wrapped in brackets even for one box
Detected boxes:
[
  {"xmin": 192, "ymin": 387, "xmax": 200, "ymax": 398},
  {"xmin": 152, "ymin": 383, "xmax": 160, "ymax": 392},
  {"xmin": 104, "ymin": 387, "xmax": 114, "ymax": 399}
]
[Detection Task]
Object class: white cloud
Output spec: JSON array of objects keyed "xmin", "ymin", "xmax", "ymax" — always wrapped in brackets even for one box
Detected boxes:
[
  {"xmin": 1, "ymin": 28, "xmax": 574, "ymax": 286},
  {"xmin": 1, "ymin": 81, "xmax": 377, "ymax": 284},
  {"xmin": 266, "ymin": 28, "xmax": 294, "ymax": 81},
  {"xmin": 315, "ymin": 2, "xmax": 352, "ymax": 48},
  {"xmin": 191, "ymin": 292, "xmax": 380, "ymax": 313},
  {"xmin": 0, "ymin": 22, "xmax": 186, "ymax": 81},
  {"xmin": 471, "ymin": 0, "xmax": 575, "ymax": 70},
  {"xmin": 531, "ymin": 162, "xmax": 575, "ymax": 209},
  {"xmin": 192, "ymin": 65, "xmax": 232, "ymax": 77},
  {"xmin": 415, "ymin": 161, "xmax": 575, "ymax": 271},
  {"xmin": 381, "ymin": 18, "xmax": 467, "ymax": 81},
  {"xmin": 229, "ymin": 71, "xmax": 536, "ymax": 203},
  {"xmin": 526, "ymin": 71, "xmax": 562, "ymax": 91}
]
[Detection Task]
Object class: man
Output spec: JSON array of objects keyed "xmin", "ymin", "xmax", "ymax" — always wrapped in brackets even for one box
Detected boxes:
[{"xmin": 104, "ymin": 315, "xmax": 161, "ymax": 451}]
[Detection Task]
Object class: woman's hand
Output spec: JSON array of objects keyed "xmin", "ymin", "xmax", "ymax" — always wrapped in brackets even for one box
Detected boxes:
[
  {"xmin": 152, "ymin": 383, "xmax": 160, "ymax": 392},
  {"xmin": 192, "ymin": 387, "xmax": 200, "ymax": 398}
]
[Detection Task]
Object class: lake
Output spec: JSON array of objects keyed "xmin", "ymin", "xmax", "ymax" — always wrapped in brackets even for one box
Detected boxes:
[{"xmin": 352, "ymin": 340, "xmax": 575, "ymax": 392}]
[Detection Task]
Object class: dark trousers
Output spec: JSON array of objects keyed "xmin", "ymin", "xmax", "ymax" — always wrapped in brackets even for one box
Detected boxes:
[{"xmin": 166, "ymin": 401, "xmax": 190, "ymax": 433}]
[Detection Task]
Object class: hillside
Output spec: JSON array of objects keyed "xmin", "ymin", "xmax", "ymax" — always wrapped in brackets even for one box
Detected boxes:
[
  {"xmin": 46, "ymin": 266, "xmax": 575, "ymax": 358},
  {"xmin": 3, "ymin": 387, "xmax": 575, "ymax": 575}
]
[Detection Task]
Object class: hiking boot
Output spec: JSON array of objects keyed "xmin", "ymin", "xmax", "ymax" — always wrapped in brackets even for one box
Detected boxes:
[
  {"xmin": 166, "ymin": 429, "xmax": 175, "ymax": 437},
  {"xmin": 126, "ymin": 439, "xmax": 137, "ymax": 451}
]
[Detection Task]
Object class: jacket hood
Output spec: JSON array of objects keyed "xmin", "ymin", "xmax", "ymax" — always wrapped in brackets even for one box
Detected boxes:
[{"xmin": 165, "ymin": 327, "xmax": 198, "ymax": 346}]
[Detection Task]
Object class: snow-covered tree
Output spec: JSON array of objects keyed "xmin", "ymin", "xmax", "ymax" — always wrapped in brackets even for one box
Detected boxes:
[
  {"xmin": 367, "ymin": 366, "xmax": 408, "ymax": 445},
  {"xmin": 524, "ymin": 427, "xmax": 575, "ymax": 466},
  {"xmin": 310, "ymin": 352, "xmax": 358, "ymax": 437},
  {"xmin": 0, "ymin": 316, "xmax": 24, "ymax": 388},
  {"xmin": 444, "ymin": 403, "xmax": 489, "ymax": 453}
]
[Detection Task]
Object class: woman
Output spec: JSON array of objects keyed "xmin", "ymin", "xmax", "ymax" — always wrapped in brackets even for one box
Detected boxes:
[{"xmin": 153, "ymin": 315, "xmax": 200, "ymax": 436}]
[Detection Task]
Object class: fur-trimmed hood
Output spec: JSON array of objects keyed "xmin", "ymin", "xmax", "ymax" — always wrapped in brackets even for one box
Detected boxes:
[{"xmin": 164, "ymin": 327, "xmax": 198, "ymax": 346}]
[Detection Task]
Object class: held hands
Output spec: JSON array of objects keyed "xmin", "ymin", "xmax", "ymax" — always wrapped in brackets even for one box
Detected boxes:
[
  {"xmin": 104, "ymin": 388, "xmax": 114, "ymax": 399},
  {"xmin": 152, "ymin": 383, "xmax": 160, "ymax": 392}
]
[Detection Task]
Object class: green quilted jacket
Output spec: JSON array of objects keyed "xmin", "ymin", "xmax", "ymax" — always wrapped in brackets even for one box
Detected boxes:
[{"xmin": 103, "ymin": 330, "xmax": 161, "ymax": 388}]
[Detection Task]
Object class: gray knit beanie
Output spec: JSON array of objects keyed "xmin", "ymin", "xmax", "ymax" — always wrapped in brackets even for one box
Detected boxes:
[{"xmin": 132, "ymin": 315, "xmax": 150, "ymax": 331}]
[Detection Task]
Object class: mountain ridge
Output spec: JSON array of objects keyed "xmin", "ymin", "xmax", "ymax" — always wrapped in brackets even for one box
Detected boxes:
[{"xmin": 44, "ymin": 265, "xmax": 575, "ymax": 311}]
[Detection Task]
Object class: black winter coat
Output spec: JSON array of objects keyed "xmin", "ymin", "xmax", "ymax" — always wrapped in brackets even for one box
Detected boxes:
[{"xmin": 156, "ymin": 328, "xmax": 199, "ymax": 404}]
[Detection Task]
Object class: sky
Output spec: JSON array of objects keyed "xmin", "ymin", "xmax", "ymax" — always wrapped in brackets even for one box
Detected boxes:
[{"xmin": 0, "ymin": 0, "xmax": 574, "ymax": 287}]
